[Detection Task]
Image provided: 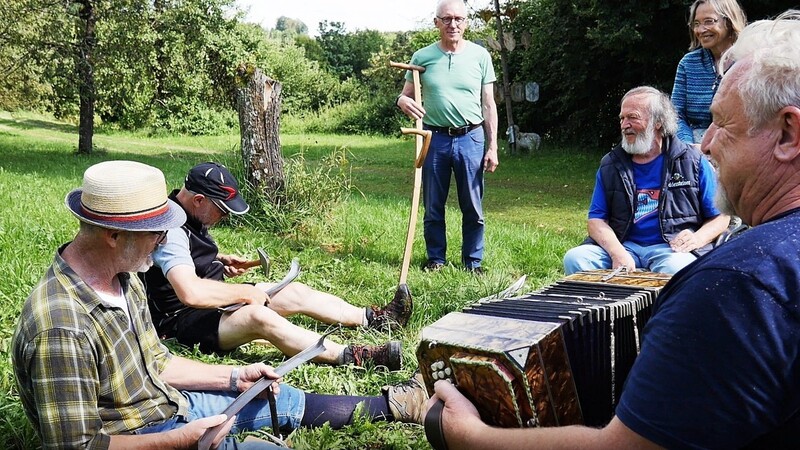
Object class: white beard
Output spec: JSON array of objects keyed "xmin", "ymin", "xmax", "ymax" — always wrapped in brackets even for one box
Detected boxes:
[
  {"xmin": 714, "ymin": 181, "xmax": 736, "ymax": 217},
  {"xmin": 134, "ymin": 254, "xmax": 154, "ymax": 273},
  {"xmin": 622, "ymin": 121, "xmax": 656, "ymax": 155}
]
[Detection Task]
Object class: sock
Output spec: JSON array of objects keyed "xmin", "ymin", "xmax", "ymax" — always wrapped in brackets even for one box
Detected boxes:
[
  {"xmin": 300, "ymin": 393, "xmax": 391, "ymax": 428},
  {"xmin": 363, "ymin": 307, "xmax": 373, "ymax": 327},
  {"xmin": 337, "ymin": 346, "xmax": 353, "ymax": 365}
]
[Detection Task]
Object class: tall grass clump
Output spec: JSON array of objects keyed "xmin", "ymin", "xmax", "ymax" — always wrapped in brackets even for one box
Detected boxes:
[{"xmin": 240, "ymin": 146, "xmax": 353, "ymax": 240}]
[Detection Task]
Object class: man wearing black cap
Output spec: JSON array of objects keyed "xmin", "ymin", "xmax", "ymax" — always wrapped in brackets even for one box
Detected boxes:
[
  {"xmin": 142, "ymin": 162, "xmax": 411, "ymax": 369},
  {"xmin": 12, "ymin": 160, "xmax": 429, "ymax": 449}
]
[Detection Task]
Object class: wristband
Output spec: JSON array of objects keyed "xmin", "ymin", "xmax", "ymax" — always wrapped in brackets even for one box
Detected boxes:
[
  {"xmin": 395, "ymin": 95, "xmax": 403, "ymax": 108},
  {"xmin": 229, "ymin": 367, "xmax": 239, "ymax": 392}
]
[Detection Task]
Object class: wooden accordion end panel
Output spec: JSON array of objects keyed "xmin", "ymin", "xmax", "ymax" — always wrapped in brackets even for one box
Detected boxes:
[
  {"xmin": 417, "ymin": 269, "xmax": 670, "ymax": 429},
  {"xmin": 417, "ymin": 312, "xmax": 583, "ymax": 428}
]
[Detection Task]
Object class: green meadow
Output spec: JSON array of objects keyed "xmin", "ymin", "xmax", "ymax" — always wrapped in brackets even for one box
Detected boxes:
[{"xmin": 0, "ymin": 111, "xmax": 602, "ymax": 449}]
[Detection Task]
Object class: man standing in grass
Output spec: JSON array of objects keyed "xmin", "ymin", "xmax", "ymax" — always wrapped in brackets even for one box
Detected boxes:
[
  {"xmin": 12, "ymin": 160, "xmax": 428, "ymax": 449},
  {"xmin": 142, "ymin": 162, "xmax": 411, "ymax": 369},
  {"xmin": 396, "ymin": 0, "xmax": 499, "ymax": 274}
]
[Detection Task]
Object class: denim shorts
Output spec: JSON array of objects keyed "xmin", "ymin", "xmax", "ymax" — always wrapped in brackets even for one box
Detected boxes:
[{"xmin": 134, "ymin": 385, "xmax": 305, "ymax": 447}]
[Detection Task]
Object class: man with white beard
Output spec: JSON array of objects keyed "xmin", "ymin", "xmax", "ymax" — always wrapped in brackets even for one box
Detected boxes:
[{"xmin": 563, "ymin": 86, "xmax": 729, "ymax": 274}]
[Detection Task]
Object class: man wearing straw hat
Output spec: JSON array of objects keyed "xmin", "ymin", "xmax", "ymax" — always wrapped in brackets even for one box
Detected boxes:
[
  {"xmin": 142, "ymin": 162, "xmax": 410, "ymax": 369},
  {"xmin": 11, "ymin": 161, "xmax": 428, "ymax": 449}
]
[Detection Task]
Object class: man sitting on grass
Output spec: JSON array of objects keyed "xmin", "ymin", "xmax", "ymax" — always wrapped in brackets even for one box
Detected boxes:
[
  {"xmin": 11, "ymin": 160, "xmax": 428, "ymax": 449},
  {"xmin": 563, "ymin": 86, "xmax": 729, "ymax": 275},
  {"xmin": 142, "ymin": 162, "xmax": 411, "ymax": 369}
]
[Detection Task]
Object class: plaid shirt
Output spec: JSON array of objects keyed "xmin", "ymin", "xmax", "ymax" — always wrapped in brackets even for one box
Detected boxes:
[{"xmin": 12, "ymin": 245, "xmax": 188, "ymax": 449}]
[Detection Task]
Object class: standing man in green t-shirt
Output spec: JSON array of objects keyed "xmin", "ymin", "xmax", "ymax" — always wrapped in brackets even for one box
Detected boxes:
[{"xmin": 396, "ymin": 0, "xmax": 499, "ymax": 274}]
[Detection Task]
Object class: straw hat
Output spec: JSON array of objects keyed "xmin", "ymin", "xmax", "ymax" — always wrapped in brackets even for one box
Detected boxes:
[{"xmin": 65, "ymin": 160, "xmax": 187, "ymax": 231}]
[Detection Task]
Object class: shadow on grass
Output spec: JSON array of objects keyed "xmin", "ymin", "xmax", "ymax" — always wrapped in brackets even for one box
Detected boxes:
[
  {"xmin": 0, "ymin": 116, "xmax": 78, "ymax": 134},
  {"xmin": 0, "ymin": 139, "xmax": 228, "ymax": 183}
]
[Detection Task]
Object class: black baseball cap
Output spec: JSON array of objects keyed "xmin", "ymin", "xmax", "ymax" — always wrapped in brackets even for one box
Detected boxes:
[{"xmin": 185, "ymin": 162, "xmax": 249, "ymax": 215}]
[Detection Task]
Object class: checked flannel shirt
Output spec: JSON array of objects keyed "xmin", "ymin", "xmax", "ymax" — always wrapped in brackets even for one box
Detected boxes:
[{"xmin": 12, "ymin": 244, "xmax": 188, "ymax": 449}]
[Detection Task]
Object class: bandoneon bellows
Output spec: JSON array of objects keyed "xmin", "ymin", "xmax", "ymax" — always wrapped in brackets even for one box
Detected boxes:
[{"xmin": 416, "ymin": 269, "xmax": 671, "ymax": 428}]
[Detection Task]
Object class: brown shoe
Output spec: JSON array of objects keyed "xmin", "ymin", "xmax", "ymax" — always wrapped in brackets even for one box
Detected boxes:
[
  {"xmin": 368, "ymin": 284, "xmax": 413, "ymax": 329},
  {"xmin": 383, "ymin": 372, "xmax": 429, "ymax": 424},
  {"xmin": 346, "ymin": 341, "xmax": 402, "ymax": 370}
]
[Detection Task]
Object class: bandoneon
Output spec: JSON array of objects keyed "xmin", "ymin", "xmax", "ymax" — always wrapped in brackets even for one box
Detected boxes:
[{"xmin": 416, "ymin": 269, "xmax": 671, "ymax": 428}]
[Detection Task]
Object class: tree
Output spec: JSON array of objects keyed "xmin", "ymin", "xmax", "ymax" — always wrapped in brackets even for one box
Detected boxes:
[
  {"xmin": 503, "ymin": 0, "xmax": 800, "ymax": 148},
  {"xmin": 236, "ymin": 64, "xmax": 285, "ymax": 201},
  {"xmin": 275, "ymin": 16, "xmax": 307, "ymax": 35},
  {"xmin": 75, "ymin": 0, "xmax": 96, "ymax": 154},
  {"xmin": 315, "ymin": 21, "xmax": 386, "ymax": 80}
]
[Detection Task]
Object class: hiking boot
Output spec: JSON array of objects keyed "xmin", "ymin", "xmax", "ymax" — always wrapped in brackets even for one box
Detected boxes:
[
  {"xmin": 422, "ymin": 260, "xmax": 445, "ymax": 272},
  {"xmin": 465, "ymin": 266, "xmax": 485, "ymax": 276},
  {"xmin": 383, "ymin": 372, "xmax": 429, "ymax": 424},
  {"xmin": 346, "ymin": 341, "xmax": 402, "ymax": 370},
  {"xmin": 368, "ymin": 284, "xmax": 413, "ymax": 329}
]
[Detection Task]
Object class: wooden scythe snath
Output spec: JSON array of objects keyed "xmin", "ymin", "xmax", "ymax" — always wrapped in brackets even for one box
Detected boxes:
[
  {"xmin": 389, "ymin": 61, "xmax": 431, "ymax": 301},
  {"xmin": 236, "ymin": 64, "xmax": 285, "ymax": 202}
]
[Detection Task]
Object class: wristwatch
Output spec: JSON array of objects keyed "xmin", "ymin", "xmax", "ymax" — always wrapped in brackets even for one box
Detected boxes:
[{"xmin": 229, "ymin": 367, "xmax": 240, "ymax": 392}]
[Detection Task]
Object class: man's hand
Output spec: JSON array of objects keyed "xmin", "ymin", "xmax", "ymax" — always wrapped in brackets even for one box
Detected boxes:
[
  {"xmin": 218, "ymin": 254, "xmax": 252, "ymax": 278},
  {"xmin": 669, "ymin": 230, "xmax": 700, "ymax": 253},
  {"xmin": 169, "ymin": 414, "xmax": 235, "ymax": 450},
  {"xmin": 610, "ymin": 252, "xmax": 637, "ymax": 272},
  {"xmin": 483, "ymin": 147, "xmax": 499, "ymax": 173},
  {"xmin": 234, "ymin": 363, "xmax": 282, "ymax": 397},
  {"xmin": 398, "ymin": 95, "xmax": 427, "ymax": 121},
  {"xmin": 425, "ymin": 380, "xmax": 485, "ymax": 447}
]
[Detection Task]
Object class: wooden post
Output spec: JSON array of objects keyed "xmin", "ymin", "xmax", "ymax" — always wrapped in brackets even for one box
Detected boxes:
[{"xmin": 236, "ymin": 64, "xmax": 285, "ymax": 202}]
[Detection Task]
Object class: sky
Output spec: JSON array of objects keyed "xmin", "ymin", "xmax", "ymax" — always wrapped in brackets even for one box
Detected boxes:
[{"xmin": 234, "ymin": 0, "xmax": 493, "ymax": 36}]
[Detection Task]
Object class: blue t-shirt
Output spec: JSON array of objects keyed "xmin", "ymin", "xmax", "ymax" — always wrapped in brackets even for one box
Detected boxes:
[
  {"xmin": 152, "ymin": 228, "xmax": 196, "ymax": 276},
  {"xmin": 615, "ymin": 208, "xmax": 800, "ymax": 448},
  {"xmin": 588, "ymin": 154, "xmax": 719, "ymax": 245}
]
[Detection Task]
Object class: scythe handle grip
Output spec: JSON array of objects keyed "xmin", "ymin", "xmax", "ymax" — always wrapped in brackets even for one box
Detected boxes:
[
  {"xmin": 400, "ymin": 128, "xmax": 432, "ymax": 168},
  {"xmin": 389, "ymin": 61, "xmax": 426, "ymax": 73}
]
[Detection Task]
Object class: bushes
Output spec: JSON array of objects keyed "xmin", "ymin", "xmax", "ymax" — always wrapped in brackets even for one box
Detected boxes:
[{"xmin": 295, "ymin": 96, "xmax": 406, "ymax": 136}]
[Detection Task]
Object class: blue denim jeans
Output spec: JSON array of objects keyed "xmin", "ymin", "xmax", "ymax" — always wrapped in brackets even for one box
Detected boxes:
[
  {"xmin": 563, "ymin": 242, "xmax": 697, "ymax": 275},
  {"xmin": 134, "ymin": 386, "xmax": 305, "ymax": 449},
  {"xmin": 422, "ymin": 126, "xmax": 485, "ymax": 269}
]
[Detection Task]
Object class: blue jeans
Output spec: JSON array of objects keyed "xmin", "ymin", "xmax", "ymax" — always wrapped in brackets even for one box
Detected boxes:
[
  {"xmin": 422, "ymin": 126, "xmax": 485, "ymax": 269},
  {"xmin": 134, "ymin": 386, "xmax": 305, "ymax": 449},
  {"xmin": 563, "ymin": 242, "xmax": 697, "ymax": 275}
]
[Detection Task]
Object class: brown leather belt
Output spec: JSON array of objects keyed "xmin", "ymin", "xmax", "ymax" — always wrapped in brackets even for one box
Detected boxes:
[{"xmin": 425, "ymin": 123, "xmax": 482, "ymax": 136}]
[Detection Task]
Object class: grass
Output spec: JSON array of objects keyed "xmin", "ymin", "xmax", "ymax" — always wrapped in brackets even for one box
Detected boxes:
[{"xmin": 0, "ymin": 110, "xmax": 603, "ymax": 449}]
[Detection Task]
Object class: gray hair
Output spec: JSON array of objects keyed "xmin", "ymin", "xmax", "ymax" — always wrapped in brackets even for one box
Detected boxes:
[
  {"xmin": 621, "ymin": 86, "xmax": 678, "ymax": 138},
  {"xmin": 436, "ymin": 0, "xmax": 467, "ymax": 17},
  {"xmin": 687, "ymin": 0, "xmax": 747, "ymax": 51},
  {"xmin": 721, "ymin": 10, "xmax": 800, "ymax": 133}
]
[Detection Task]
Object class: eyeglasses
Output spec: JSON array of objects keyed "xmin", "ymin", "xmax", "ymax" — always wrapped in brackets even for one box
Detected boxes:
[
  {"xmin": 151, "ymin": 230, "xmax": 168, "ymax": 246},
  {"xmin": 437, "ymin": 16, "xmax": 466, "ymax": 26},
  {"xmin": 690, "ymin": 18, "xmax": 722, "ymax": 29},
  {"xmin": 209, "ymin": 197, "xmax": 230, "ymax": 217}
]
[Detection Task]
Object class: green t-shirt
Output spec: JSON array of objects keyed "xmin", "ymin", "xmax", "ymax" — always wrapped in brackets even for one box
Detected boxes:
[{"xmin": 406, "ymin": 40, "xmax": 496, "ymax": 128}]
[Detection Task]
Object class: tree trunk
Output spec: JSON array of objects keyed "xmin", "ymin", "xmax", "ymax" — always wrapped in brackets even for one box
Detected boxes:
[
  {"xmin": 236, "ymin": 65, "xmax": 285, "ymax": 203},
  {"xmin": 76, "ymin": 0, "xmax": 95, "ymax": 154},
  {"xmin": 493, "ymin": 0, "xmax": 516, "ymax": 153}
]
